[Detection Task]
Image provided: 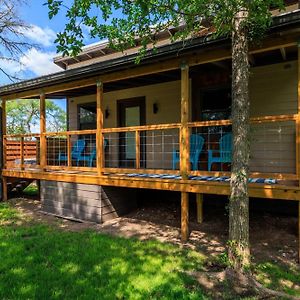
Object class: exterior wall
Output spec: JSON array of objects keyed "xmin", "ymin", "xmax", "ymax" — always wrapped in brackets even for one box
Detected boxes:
[
  {"xmin": 249, "ymin": 61, "xmax": 297, "ymax": 174},
  {"xmin": 69, "ymin": 80, "xmax": 182, "ymax": 169},
  {"xmin": 68, "ymin": 61, "xmax": 298, "ymax": 174},
  {"xmin": 40, "ymin": 180, "xmax": 137, "ymax": 223}
]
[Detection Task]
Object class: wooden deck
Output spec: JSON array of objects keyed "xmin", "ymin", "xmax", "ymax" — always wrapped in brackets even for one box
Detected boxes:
[{"xmin": 3, "ymin": 167, "xmax": 300, "ymax": 201}]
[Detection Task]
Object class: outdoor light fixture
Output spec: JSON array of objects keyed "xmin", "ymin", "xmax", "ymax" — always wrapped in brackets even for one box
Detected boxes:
[
  {"xmin": 105, "ymin": 107, "xmax": 110, "ymax": 119},
  {"xmin": 153, "ymin": 102, "xmax": 159, "ymax": 114}
]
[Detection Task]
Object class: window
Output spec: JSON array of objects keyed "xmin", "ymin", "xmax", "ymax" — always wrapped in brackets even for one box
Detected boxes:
[{"xmin": 78, "ymin": 102, "xmax": 96, "ymax": 130}]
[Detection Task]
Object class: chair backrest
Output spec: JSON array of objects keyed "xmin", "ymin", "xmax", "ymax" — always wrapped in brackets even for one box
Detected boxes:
[
  {"xmin": 72, "ymin": 139, "xmax": 86, "ymax": 158},
  {"xmin": 220, "ymin": 133, "xmax": 232, "ymax": 161},
  {"xmin": 190, "ymin": 134, "xmax": 205, "ymax": 160}
]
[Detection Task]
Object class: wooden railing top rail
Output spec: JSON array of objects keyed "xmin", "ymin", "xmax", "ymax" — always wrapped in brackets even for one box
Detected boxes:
[
  {"xmin": 4, "ymin": 133, "xmax": 41, "ymax": 138},
  {"xmin": 102, "ymin": 123, "xmax": 181, "ymax": 133},
  {"xmin": 3, "ymin": 114, "xmax": 296, "ymax": 139}
]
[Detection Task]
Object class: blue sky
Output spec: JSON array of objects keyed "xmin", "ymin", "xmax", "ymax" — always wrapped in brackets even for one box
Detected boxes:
[{"xmin": 0, "ymin": 1, "xmax": 100, "ymax": 110}]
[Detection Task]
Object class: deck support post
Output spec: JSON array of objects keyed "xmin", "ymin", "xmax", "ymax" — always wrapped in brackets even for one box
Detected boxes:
[
  {"xmin": 180, "ymin": 63, "xmax": 190, "ymax": 241},
  {"xmin": 2, "ymin": 99, "xmax": 7, "ymax": 201},
  {"xmin": 297, "ymin": 42, "xmax": 300, "ymax": 263},
  {"xmin": 181, "ymin": 192, "xmax": 189, "ymax": 242},
  {"xmin": 96, "ymin": 81, "xmax": 104, "ymax": 175},
  {"xmin": 39, "ymin": 93, "xmax": 46, "ymax": 169},
  {"xmin": 298, "ymin": 201, "xmax": 300, "ymax": 263},
  {"xmin": 196, "ymin": 193, "xmax": 203, "ymax": 224}
]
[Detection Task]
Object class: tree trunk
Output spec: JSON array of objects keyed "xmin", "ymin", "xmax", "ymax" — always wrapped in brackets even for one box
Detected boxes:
[{"xmin": 228, "ymin": 8, "xmax": 250, "ymax": 270}]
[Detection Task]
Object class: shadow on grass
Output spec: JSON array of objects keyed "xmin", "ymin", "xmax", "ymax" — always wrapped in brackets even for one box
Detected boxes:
[{"xmin": 0, "ymin": 203, "xmax": 209, "ymax": 300}]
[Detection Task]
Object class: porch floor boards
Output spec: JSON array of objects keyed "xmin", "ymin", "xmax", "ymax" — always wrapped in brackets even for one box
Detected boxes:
[{"xmin": 3, "ymin": 167, "xmax": 300, "ymax": 201}]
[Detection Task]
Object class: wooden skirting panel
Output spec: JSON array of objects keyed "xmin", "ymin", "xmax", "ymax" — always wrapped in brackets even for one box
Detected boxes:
[{"xmin": 40, "ymin": 180, "xmax": 137, "ymax": 223}]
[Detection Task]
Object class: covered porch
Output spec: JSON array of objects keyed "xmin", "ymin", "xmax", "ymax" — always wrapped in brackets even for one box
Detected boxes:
[{"xmin": 1, "ymin": 26, "xmax": 300, "ymax": 252}]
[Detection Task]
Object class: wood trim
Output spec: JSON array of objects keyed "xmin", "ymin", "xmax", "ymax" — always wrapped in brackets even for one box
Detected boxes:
[
  {"xmin": 3, "ymin": 168, "xmax": 300, "ymax": 200},
  {"xmin": 102, "ymin": 123, "xmax": 180, "ymax": 133},
  {"xmin": 39, "ymin": 93, "xmax": 46, "ymax": 169},
  {"xmin": 44, "ymin": 129, "xmax": 97, "ymax": 136},
  {"xmin": 45, "ymin": 165, "xmax": 96, "ymax": 172},
  {"xmin": 96, "ymin": 82, "xmax": 104, "ymax": 175},
  {"xmin": 180, "ymin": 64, "xmax": 190, "ymax": 179},
  {"xmin": 4, "ymin": 133, "xmax": 40, "ymax": 138}
]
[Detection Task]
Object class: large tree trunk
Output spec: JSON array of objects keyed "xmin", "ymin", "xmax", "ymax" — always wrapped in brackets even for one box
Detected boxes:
[{"xmin": 228, "ymin": 8, "xmax": 250, "ymax": 270}]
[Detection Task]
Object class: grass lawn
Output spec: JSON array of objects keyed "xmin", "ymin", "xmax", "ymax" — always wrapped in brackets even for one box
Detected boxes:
[
  {"xmin": 0, "ymin": 202, "xmax": 299, "ymax": 299},
  {"xmin": 0, "ymin": 203, "xmax": 208, "ymax": 300}
]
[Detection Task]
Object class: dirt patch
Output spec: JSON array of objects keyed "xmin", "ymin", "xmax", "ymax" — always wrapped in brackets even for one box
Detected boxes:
[{"xmin": 8, "ymin": 197, "xmax": 299, "ymax": 267}]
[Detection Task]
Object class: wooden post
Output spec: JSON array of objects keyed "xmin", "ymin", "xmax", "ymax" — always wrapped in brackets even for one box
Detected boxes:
[
  {"xmin": 2, "ymin": 99, "xmax": 7, "ymax": 201},
  {"xmin": 135, "ymin": 131, "xmax": 140, "ymax": 169},
  {"xmin": 67, "ymin": 134, "xmax": 71, "ymax": 167},
  {"xmin": 296, "ymin": 43, "xmax": 300, "ymax": 183},
  {"xmin": 196, "ymin": 193, "xmax": 203, "ymax": 224},
  {"xmin": 20, "ymin": 137, "xmax": 24, "ymax": 170},
  {"xmin": 2, "ymin": 177, "xmax": 7, "ymax": 202},
  {"xmin": 298, "ymin": 201, "xmax": 300, "ymax": 263},
  {"xmin": 180, "ymin": 63, "xmax": 190, "ymax": 179},
  {"xmin": 96, "ymin": 81, "xmax": 104, "ymax": 175},
  {"xmin": 40, "ymin": 93, "xmax": 47, "ymax": 169},
  {"xmin": 180, "ymin": 63, "xmax": 190, "ymax": 241},
  {"xmin": 181, "ymin": 192, "xmax": 189, "ymax": 242},
  {"xmin": 2, "ymin": 99, "xmax": 6, "ymax": 170}
]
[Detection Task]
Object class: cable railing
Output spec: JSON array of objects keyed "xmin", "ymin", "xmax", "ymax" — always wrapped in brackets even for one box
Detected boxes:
[{"xmin": 3, "ymin": 114, "xmax": 298, "ymax": 182}]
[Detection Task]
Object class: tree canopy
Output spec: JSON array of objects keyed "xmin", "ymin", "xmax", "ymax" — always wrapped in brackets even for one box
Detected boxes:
[
  {"xmin": 47, "ymin": 0, "xmax": 284, "ymax": 58},
  {"xmin": 6, "ymin": 99, "xmax": 66, "ymax": 134}
]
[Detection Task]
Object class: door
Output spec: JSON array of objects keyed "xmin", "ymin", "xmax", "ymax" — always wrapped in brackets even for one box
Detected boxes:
[{"xmin": 117, "ymin": 97, "xmax": 146, "ymax": 168}]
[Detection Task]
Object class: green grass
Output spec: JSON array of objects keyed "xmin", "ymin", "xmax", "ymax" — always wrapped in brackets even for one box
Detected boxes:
[
  {"xmin": 23, "ymin": 183, "xmax": 39, "ymax": 196},
  {"xmin": 0, "ymin": 203, "xmax": 208, "ymax": 300},
  {"xmin": 1, "ymin": 202, "xmax": 299, "ymax": 300},
  {"xmin": 254, "ymin": 262, "xmax": 300, "ymax": 298}
]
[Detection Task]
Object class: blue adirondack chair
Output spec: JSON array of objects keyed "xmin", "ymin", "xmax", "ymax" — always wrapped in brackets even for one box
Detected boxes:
[
  {"xmin": 58, "ymin": 139, "xmax": 86, "ymax": 166},
  {"xmin": 172, "ymin": 134, "xmax": 205, "ymax": 171},
  {"xmin": 208, "ymin": 133, "xmax": 232, "ymax": 171},
  {"xmin": 77, "ymin": 139, "xmax": 108, "ymax": 167}
]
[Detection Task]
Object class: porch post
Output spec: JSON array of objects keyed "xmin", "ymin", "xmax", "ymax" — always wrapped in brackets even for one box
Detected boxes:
[
  {"xmin": 96, "ymin": 81, "xmax": 104, "ymax": 175},
  {"xmin": 2, "ymin": 99, "xmax": 6, "ymax": 170},
  {"xmin": 40, "ymin": 92, "xmax": 47, "ymax": 170},
  {"xmin": 180, "ymin": 63, "xmax": 190, "ymax": 242},
  {"xmin": 2, "ymin": 99, "xmax": 7, "ymax": 201},
  {"xmin": 196, "ymin": 193, "xmax": 203, "ymax": 224},
  {"xmin": 298, "ymin": 42, "xmax": 300, "ymax": 263}
]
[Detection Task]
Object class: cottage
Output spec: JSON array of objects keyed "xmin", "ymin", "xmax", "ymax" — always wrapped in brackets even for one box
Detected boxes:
[{"xmin": 1, "ymin": 1, "xmax": 300, "ymax": 256}]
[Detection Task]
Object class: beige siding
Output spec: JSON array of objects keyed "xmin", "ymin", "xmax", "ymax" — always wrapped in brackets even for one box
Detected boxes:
[
  {"xmin": 68, "ymin": 80, "xmax": 181, "ymax": 169},
  {"xmin": 249, "ymin": 61, "xmax": 297, "ymax": 174},
  {"xmin": 250, "ymin": 61, "xmax": 297, "ymax": 117},
  {"xmin": 68, "ymin": 61, "xmax": 298, "ymax": 174}
]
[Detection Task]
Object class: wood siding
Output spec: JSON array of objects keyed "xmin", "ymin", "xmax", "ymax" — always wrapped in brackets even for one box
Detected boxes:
[
  {"xmin": 41, "ymin": 180, "xmax": 137, "ymax": 223},
  {"xmin": 68, "ymin": 61, "xmax": 298, "ymax": 173}
]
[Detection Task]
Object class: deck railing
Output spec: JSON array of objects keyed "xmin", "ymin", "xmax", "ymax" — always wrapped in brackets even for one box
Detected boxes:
[{"xmin": 3, "ymin": 114, "xmax": 298, "ymax": 182}]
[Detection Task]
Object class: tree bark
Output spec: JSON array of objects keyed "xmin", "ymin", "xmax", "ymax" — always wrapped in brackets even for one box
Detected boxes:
[{"xmin": 229, "ymin": 8, "xmax": 250, "ymax": 270}]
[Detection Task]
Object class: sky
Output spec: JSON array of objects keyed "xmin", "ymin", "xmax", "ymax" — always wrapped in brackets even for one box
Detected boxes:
[{"xmin": 0, "ymin": 1, "xmax": 99, "ymax": 110}]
